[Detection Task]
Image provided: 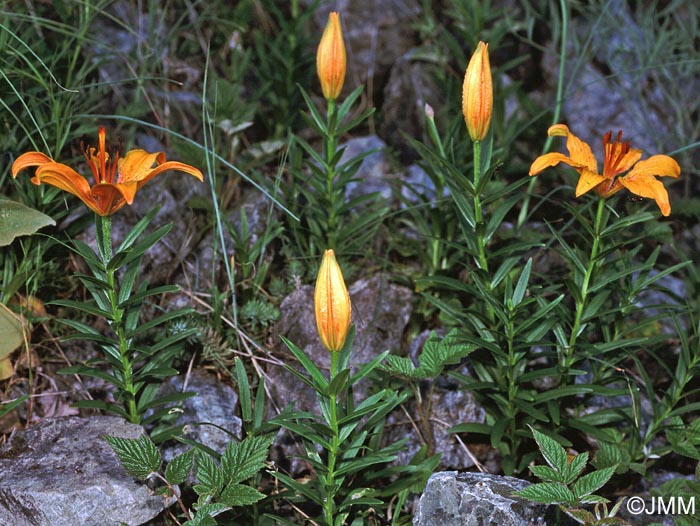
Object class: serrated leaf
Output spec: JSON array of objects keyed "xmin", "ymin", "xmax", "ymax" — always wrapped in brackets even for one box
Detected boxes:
[
  {"xmin": 514, "ymin": 482, "xmax": 576, "ymax": 504},
  {"xmin": 571, "ymin": 466, "xmax": 617, "ymax": 498},
  {"xmin": 381, "ymin": 354, "xmax": 419, "ymax": 378},
  {"xmin": 104, "ymin": 434, "xmax": 161, "ymax": 479},
  {"xmin": 183, "ymin": 503, "xmax": 229, "ymax": 526},
  {"xmin": 195, "ymin": 453, "xmax": 224, "ymax": 497},
  {"xmin": 0, "ymin": 196, "xmax": 55, "ymax": 246},
  {"xmin": 530, "ymin": 426, "xmax": 568, "ymax": 472},
  {"xmin": 219, "ymin": 483, "xmax": 266, "ymax": 507},
  {"xmin": 165, "ymin": 449, "xmax": 195, "ymax": 485},
  {"xmin": 565, "ymin": 508, "xmax": 597, "ymax": 523},
  {"xmin": 564, "ymin": 452, "xmax": 589, "ymax": 483},
  {"xmin": 221, "ymin": 435, "xmax": 273, "ymax": 485},
  {"xmin": 529, "ymin": 465, "xmax": 563, "ymax": 483}
]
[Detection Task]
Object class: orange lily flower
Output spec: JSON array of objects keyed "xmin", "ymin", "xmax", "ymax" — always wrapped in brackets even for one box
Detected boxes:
[
  {"xmin": 316, "ymin": 11, "xmax": 346, "ymax": 101},
  {"xmin": 462, "ymin": 41, "xmax": 492, "ymax": 142},
  {"xmin": 12, "ymin": 127, "xmax": 203, "ymax": 216},
  {"xmin": 529, "ymin": 124, "xmax": 680, "ymax": 216},
  {"xmin": 314, "ymin": 249, "xmax": 351, "ymax": 352}
]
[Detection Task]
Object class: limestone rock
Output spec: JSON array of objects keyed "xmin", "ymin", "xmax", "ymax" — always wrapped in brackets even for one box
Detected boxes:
[
  {"xmin": 0, "ymin": 416, "xmax": 169, "ymax": 526},
  {"xmin": 414, "ymin": 471, "xmax": 556, "ymax": 526}
]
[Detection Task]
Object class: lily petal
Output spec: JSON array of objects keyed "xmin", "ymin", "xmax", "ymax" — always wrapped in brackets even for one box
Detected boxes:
[
  {"xmin": 91, "ymin": 184, "xmax": 131, "ymax": 215},
  {"xmin": 548, "ymin": 124, "xmax": 597, "ymax": 173},
  {"xmin": 33, "ymin": 163, "xmax": 94, "ymax": 203},
  {"xmin": 529, "ymin": 152, "xmax": 587, "ymax": 176},
  {"xmin": 12, "ymin": 152, "xmax": 54, "ymax": 177},
  {"xmin": 627, "ymin": 154, "xmax": 680, "ymax": 179},
  {"xmin": 135, "ymin": 160, "xmax": 204, "ymax": 190},
  {"xmin": 575, "ymin": 169, "xmax": 607, "ymax": 197},
  {"xmin": 117, "ymin": 149, "xmax": 162, "ymax": 183},
  {"xmin": 618, "ymin": 173, "xmax": 672, "ymax": 216}
]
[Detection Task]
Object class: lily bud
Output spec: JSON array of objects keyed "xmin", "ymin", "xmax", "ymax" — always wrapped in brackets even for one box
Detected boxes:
[
  {"xmin": 316, "ymin": 11, "xmax": 347, "ymax": 101},
  {"xmin": 462, "ymin": 41, "xmax": 492, "ymax": 142},
  {"xmin": 314, "ymin": 249, "xmax": 351, "ymax": 352}
]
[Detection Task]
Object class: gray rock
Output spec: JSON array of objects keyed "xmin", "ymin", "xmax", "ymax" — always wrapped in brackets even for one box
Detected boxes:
[
  {"xmin": 414, "ymin": 471, "xmax": 554, "ymax": 526},
  {"xmin": 390, "ymin": 387, "xmax": 486, "ymax": 471},
  {"xmin": 156, "ymin": 370, "xmax": 243, "ymax": 463},
  {"xmin": 539, "ymin": 1, "xmax": 697, "ymax": 158},
  {"xmin": 0, "ymin": 416, "xmax": 170, "ymax": 526},
  {"xmin": 381, "ymin": 49, "xmax": 443, "ymax": 163},
  {"xmin": 341, "ymin": 135, "xmax": 395, "ymax": 205}
]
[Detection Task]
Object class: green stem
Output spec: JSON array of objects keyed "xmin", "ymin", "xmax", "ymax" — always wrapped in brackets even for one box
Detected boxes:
[
  {"xmin": 98, "ymin": 215, "xmax": 139, "ymax": 423},
  {"xmin": 472, "ymin": 140, "xmax": 488, "ymax": 272},
  {"xmin": 326, "ymin": 99, "xmax": 338, "ymax": 250},
  {"xmin": 564, "ymin": 198, "xmax": 606, "ymax": 372},
  {"xmin": 324, "ymin": 351, "xmax": 341, "ymax": 526}
]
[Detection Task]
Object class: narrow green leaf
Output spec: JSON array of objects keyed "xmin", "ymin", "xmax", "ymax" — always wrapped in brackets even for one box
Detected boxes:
[
  {"xmin": 280, "ymin": 335, "xmax": 328, "ymax": 390},
  {"xmin": 235, "ymin": 358, "xmax": 252, "ymax": 424},
  {"xmin": 512, "ymin": 258, "xmax": 532, "ymax": 307}
]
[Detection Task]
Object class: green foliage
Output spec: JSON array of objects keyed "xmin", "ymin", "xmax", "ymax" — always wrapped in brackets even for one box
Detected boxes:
[
  {"xmin": 382, "ymin": 329, "xmax": 473, "ymax": 380},
  {"xmin": 105, "ymin": 434, "xmax": 162, "ymax": 479},
  {"xmin": 105, "ymin": 431, "xmax": 272, "ymax": 526},
  {"xmin": 192, "ymin": 435, "xmax": 273, "ymax": 509},
  {"xmin": 283, "ymin": 86, "xmax": 388, "ymax": 258},
  {"xmin": 57, "ymin": 209, "xmax": 196, "ymax": 424},
  {"xmin": 515, "ymin": 427, "xmax": 627, "ymax": 526},
  {"xmin": 0, "ymin": 197, "xmax": 55, "ymax": 247},
  {"xmin": 271, "ymin": 328, "xmax": 418, "ymax": 525}
]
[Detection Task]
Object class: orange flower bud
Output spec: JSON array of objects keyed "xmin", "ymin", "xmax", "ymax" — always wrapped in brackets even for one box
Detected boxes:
[
  {"xmin": 314, "ymin": 249, "xmax": 351, "ymax": 352},
  {"xmin": 316, "ymin": 12, "xmax": 347, "ymax": 101},
  {"xmin": 462, "ymin": 41, "xmax": 492, "ymax": 142}
]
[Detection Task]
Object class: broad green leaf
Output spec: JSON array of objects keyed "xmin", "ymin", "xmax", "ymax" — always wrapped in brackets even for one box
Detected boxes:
[
  {"xmin": 194, "ymin": 453, "xmax": 224, "ymax": 497},
  {"xmin": 165, "ymin": 449, "xmax": 195, "ymax": 485},
  {"xmin": 0, "ymin": 304, "xmax": 24, "ymax": 379},
  {"xmin": 183, "ymin": 503, "xmax": 229, "ymax": 526},
  {"xmin": 529, "ymin": 465, "xmax": 563, "ymax": 483},
  {"xmin": 571, "ymin": 466, "xmax": 617, "ymax": 499},
  {"xmin": 530, "ymin": 426, "xmax": 568, "ymax": 472},
  {"xmin": 104, "ymin": 434, "xmax": 161, "ymax": 479},
  {"xmin": 0, "ymin": 196, "xmax": 55, "ymax": 246},
  {"xmin": 219, "ymin": 483, "xmax": 266, "ymax": 507},
  {"xmin": 221, "ymin": 435, "xmax": 273, "ymax": 484},
  {"xmin": 514, "ymin": 482, "xmax": 576, "ymax": 504},
  {"xmin": 564, "ymin": 452, "xmax": 589, "ymax": 484}
]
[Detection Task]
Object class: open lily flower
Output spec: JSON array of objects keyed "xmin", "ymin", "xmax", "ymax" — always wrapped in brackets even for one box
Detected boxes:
[
  {"xmin": 529, "ymin": 124, "xmax": 680, "ymax": 216},
  {"xmin": 12, "ymin": 127, "xmax": 204, "ymax": 216}
]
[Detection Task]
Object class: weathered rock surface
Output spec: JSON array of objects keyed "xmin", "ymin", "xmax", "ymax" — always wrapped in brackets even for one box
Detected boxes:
[
  {"xmin": 155, "ymin": 370, "xmax": 243, "ymax": 463},
  {"xmin": 413, "ymin": 471, "xmax": 555, "ymax": 526},
  {"xmin": 341, "ymin": 135, "xmax": 395, "ymax": 205},
  {"xmin": 0, "ymin": 416, "xmax": 169, "ymax": 526}
]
